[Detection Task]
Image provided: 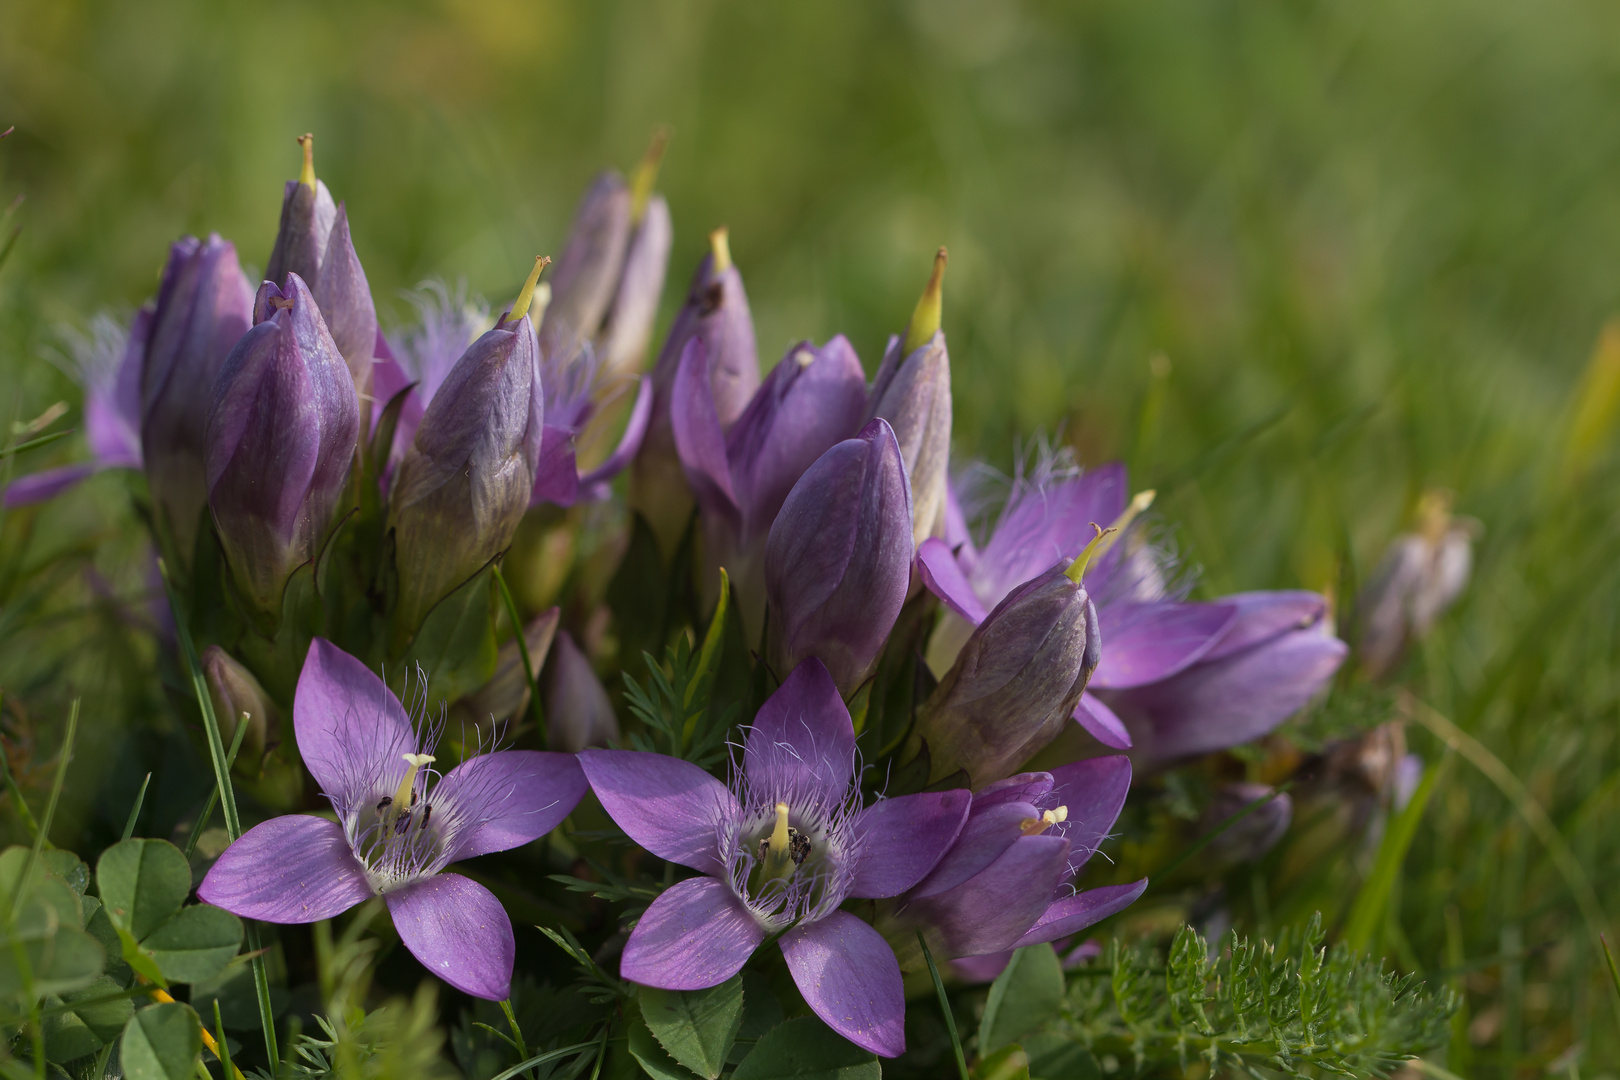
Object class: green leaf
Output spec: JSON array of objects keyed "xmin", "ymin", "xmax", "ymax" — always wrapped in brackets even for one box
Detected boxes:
[
  {"xmin": 980, "ymin": 944, "xmax": 1064, "ymax": 1054},
  {"xmin": 1022, "ymin": 1033, "xmax": 1102, "ymax": 1080},
  {"xmin": 970, "ymin": 1044, "xmax": 1030, "ymax": 1080},
  {"xmin": 79, "ymin": 896, "xmax": 130, "ymax": 987},
  {"xmin": 729, "ymin": 971, "xmax": 784, "ymax": 1064},
  {"xmin": 398, "ymin": 568, "xmax": 498, "ymax": 705},
  {"xmin": 0, "ymin": 920, "xmax": 104, "ymax": 1001},
  {"xmin": 43, "ymin": 975, "xmax": 135, "ymax": 1061},
  {"xmin": 1343, "ymin": 755, "xmax": 1449, "ymax": 955},
  {"xmin": 625, "ymin": 998, "xmax": 702, "ymax": 1080},
  {"xmin": 95, "ymin": 839, "xmax": 191, "ymax": 942},
  {"xmin": 120, "ymin": 1001, "xmax": 202, "ymax": 1080},
  {"xmin": 40, "ymin": 850, "xmax": 89, "ymax": 895},
  {"xmin": 141, "ymin": 904, "xmax": 243, "ymax": 984},
  {"xmin": 730, "ymin": 1017, "xmax": 880, "ymax": 1080},
  {"xmin": 639, "ymin": 975, "xmax": 744, "ymax": 1079}
]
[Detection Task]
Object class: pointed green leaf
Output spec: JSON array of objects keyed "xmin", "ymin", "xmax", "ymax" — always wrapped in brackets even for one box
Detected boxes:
[
  {"xmin": 96, "ymin": 839, "xmax": 190, "ymax": 942},
  {"xmin": 639, "ymin": 975, "xmax": 744, "ymax": 1078},
  {"xmin": 730, "ymin": 1017, "xmax": 880, "ymax": 1080},
  {"xmin": 625, "ymin": 998, "xmax": 702, "ymax": 1080},
  {"xmin": 980, "ymin": 944, "xmax": 1064, "ymax": 1055},
  {"xmin": 120, "ymin": 1000, "xmax": 202, "ymax": 1080},
  {"xmin": 142, "ymin": 904, "xmax": 243, "ymax": 984}
]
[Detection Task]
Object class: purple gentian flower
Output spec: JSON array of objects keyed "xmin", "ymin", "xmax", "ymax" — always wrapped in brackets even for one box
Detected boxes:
[
  {"xmin": 673, "ymin": 335, "xmax": 869, "ymax": 638},
  {"xmin": 200, "ymin": 638, "xmax": 587, "ymax": 1001},
  {"xmin": 1355, "ymin": 489, "xmax": 1478, "ymax": 678},
  {"xmin": 878, "ymin": 756, "xmax": 1146, "ymax": 964},
  {"xmin": 579, "ymin": 659, "xmax": 971, "ymax": 1057},
  {"xmin": 527, "ymin": 337, "xmax": 653, "ymax": 510},
  {"xmin": 5, "ymin": 309, "xmax": 150, "ymax": 507},
  {"xmin": 918, "ymin": 458, "xmax": 1347, "ymax": 771}
]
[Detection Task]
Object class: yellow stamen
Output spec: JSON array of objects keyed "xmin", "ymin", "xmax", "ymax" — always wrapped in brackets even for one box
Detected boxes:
[
  {"xmin": 710, "ymin": 227, "xmax": 732, "ymax": 275},
  {"xmin": 902, "ymin": 247, "xmax": 948, "ymax": 355},
  {"xmin": 762, "ymin": 802, "xmax": 792, "ymax": 876},
  {"xmin": 390, "ymin": 752, "xmax": 436, "ymax": 815},
  {"xmin": 297, "ymin": 133, "xmax": 316, "ymax": 190},
  {"xmin": 629, "ymin": 126, "xmax": 671, "ymax": 223},
  {"xmin": 1018, "ymin": 805, "xmax": 1069, "ymax": 837},
  {"xmin": 1066, "ymin": 488, "xmax": 1156, "ymax": 582},
  {"xmin": 508, "ymin": 255, "xmax": 551, "ymax": 324}
]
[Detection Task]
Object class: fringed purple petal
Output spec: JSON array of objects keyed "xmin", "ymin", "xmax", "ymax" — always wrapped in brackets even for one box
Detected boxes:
[
  {"xmin": 578, "ymin": 749, "xmax": 737, "ymax": 874},
  {"xmin": 1011, "ymin": 879, "xmax": 1148, "ymax": 948},
  {"xmin": 972, "ymin": 462, "xmax": 1127, "ymax": 608},
  {"xmin": 1048, "ymin": 755, "xmax": 1131, "ymax": 875},
  {"xmin": 972, "ymin": 772, "xmax": 1055, "ymax": 811},
  {"xmin": 436, "ymin": 750, "xmax": 588, "ymax": 861},
  {"xmin": 743, "ymin": 658, "xmax": 856, "ymax": 803},
  {"xmin": 294, "ymin": 638, "xmax": 416, "ymax": 809},
  {"xmin": 846, "ymin": 790, "xmax": 970, "ymax": 899},
  {"xmin": 781, "ymin": 911, "xmax": 906, "ymax": 1058},
  {"xmin": 198, "ymin": 815, "xmax": 371, "ymax": 923},
  {"xmin": 916, "ymin": 538, "xmax": 988, "ymax": 624},
  {"xmin": 1090, "ymin": 601, "xmax": 1236, "ymax": 689},
  {"xmin": 1201, "ymin": 590, "xmax": 1331, "ymax": 661},
  {"xmin": 576, "ymin": 374, "xmax": 653, "ymax": 496},
  {"xmin": 386, "ymin": 872, "xmax": 515, "ymax": 1000},
  {"xmin": 1073, "ymin": 693, "xmax": 1132, "ymax": 749},
  {"xmin": 620, "ymin": 876, "xmax": 764, "ymax": 990}
]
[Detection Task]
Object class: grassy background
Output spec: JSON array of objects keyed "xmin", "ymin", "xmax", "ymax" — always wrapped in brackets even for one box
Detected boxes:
[{"xmin": 5, "ymin": 0, "xmax": 1620, "ymax": 1074}]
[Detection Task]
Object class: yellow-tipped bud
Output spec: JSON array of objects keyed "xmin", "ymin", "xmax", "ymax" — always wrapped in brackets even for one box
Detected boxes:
[
  {"xmin": 902, "ymin": 247, "xmax": 948, "ymax": 355},
  {"xmin": 629, "ymin": 125, "xmax": 672, "ymax": 223},
  {"xmin": 508, "ymin": 255, "xmax": 551, "ymax": 324},
  {"xmin": 297, "ymin": 133, "xmax": 316, "ymax": 190},
  {"xmin": 1065, "ymin": 523, "xmax": 1116, "ymax": 583},
  {"xmin": 1080, "ymin": 488, "xmax": 1156, "ymax": 570},
  {"xmin": 709, "ymin": 227, "xmax": 732, "ymax": 275}
]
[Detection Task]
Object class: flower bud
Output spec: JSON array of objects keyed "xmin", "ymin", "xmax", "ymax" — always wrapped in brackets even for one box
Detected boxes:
[
  {"xmin": 632, "ymin": 228, "xmax": 760, "ymax": 557},
  {"xmin": 869, "ymin": 249, "xmax": 951, "ymax": 546},
  {"xmin": 265, "ymin": 136, "xmax": 378, "ymax": 396},
  {"xmin": 599, "ymin": 192, "xmax": 672, "ymax": 379},
  {"xmin": 389, "ymin": 261, "xmax": 546, "ymax": 639},
  {"xmin": 461, "ymin": 607, "xmax": 560, "ymax": 727},
  {"xmin": 204, "ymin": 273, "xmax": 360, "ymax": 619},
  {"xmin": 1355, "ymin": 490, "xmax": 1478, "ymax": 678},
  {"xmin": 141, "ymin": 234, "xmax": 254, "ymax": 564},
  {"xmin": 913, "ymin": 564, "xmax": 1101, "ymax": 788},
  {"xmin": 202, "ymin": 645, "xmax": 277, "ymax": 763},
  {"xmin": 764, "ymin": 418, "xmax": 913, "ymax": 696},
  {"xmin": 544, "ymin": 630, "xmax": 621, "ymax": 753},
  {"xmin": 1196, "ymin": 784, "xmax": 1292, "ymax": 870},
  {"xmin": 539, "ymin": 172, "xmax": 631, "ymax": 358}
]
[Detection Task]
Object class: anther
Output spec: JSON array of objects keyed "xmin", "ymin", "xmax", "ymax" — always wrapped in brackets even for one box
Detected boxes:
[
  {"xmin": 375, "ymin": 796, "xmax": 392, "ymax": 813},
  {"xmin": 1019, "ymin": 805, "xmax": 1069, "ymax": 837},
  {"xmin": 418, "ymin": 804, "xmax": 432, "ymax": 832}
]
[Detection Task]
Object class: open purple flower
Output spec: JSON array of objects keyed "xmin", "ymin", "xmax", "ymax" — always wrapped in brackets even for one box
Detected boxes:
[
  {"xmin": 918, "ymin": 456, "xmax": 1346, "ymax": 770},
  {"xmin": 527, "ymin": 336, "xmax": 653, "ymax": 510},
  {"xmin": 199, "ymin": 638, "xmax": 587, "ymax": 1000},
  {"xmin": 5, "ymin": 309, "xmax": 150, "ymax": 507},
  {"xmin": 878, "ymin": 756, "xmax": 1146, "ymax": 965},
  {"xmin": 579, "ymin": 659, "xmax": 970, "ymax": 1057}
]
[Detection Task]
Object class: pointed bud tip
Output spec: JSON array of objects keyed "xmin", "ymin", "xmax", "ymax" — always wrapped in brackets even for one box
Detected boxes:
[
  {"xmin": 1065, "ymin": 522, "xmax": 1117, "ymax": 583},
  {"xmin": 1068, "ymin": 487, "xmax": 1155, "ymax": 580},
  {"xmin": 630, "ymin": 125, "xmax": 672, "ymax": 223},
  {"xmin": 508, "ymin": 255, "xmax": 552, "ymax": 323},
  {"xmin": 903, "ymin": 247, "xmax": 948, "ymax": 354},
  {"xmin": 709, "ymin": 227, "xmax": 732, "ymax": 274},
  {"xmin": 296, "ymin": 133, "xmax": 316, "ymax": 189}
]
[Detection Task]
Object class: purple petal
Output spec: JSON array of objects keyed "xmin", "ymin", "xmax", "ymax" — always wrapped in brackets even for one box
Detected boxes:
[
  {"xmin": 1012, "ymin": 879, "xmax": 1148, "ymax": 947},
  {"xmin": 577, "ymin": 374, "xmax": 653, "ymax": 493},
  {"xmin": 294, "ymin": 637, "xmax": 416, "ymax": 808},
  {"xmin": 972, "ymin": 463, "xmax": 1127, "ymax": 609},
  {"xmin": 578, "ymin": 749, "xmax": 737, "ymax": 874},
  {"xmin": 529, "ymin": 423, "xmax": 581, "ymax": 508},
  {"xmin": 198, "ymin": 815, "xmax": 371, "ymax": 923},
  {"xmin": 916, "ymin": 538, "xmax": 988, "ymax": 624},
  {"xmin": 620, "ymin": 876, "xmax": 765, "ymax": 990},
  {"xmin": 907, "ymin": 801, "xmax": 1037, "ymax": 900},
  {"xmin": 670, "ymin": 337, "xmax": 738, "ymax": 519},
  {"xmin": 434, "ymin": 750, "xmax": 588, "ymax": 861},
  {"xmin": 386, "ymin": 872, "xmax": 515, "ymax": 1000},
  {"xmin": 744, "ymin": 659, "xmax": 856, "ymax": 803},
  {"xmin": 972, "ymin": 772, "xmax": 1055, "ymax": 811},
  {"xmin": 1073, "ymin": 693, "xmax": 1132, "ymax": 749},
  {"xmin": 905, "ymin": 834, "xmax": 1070, "ymax": 957},
  {"xmin": 1201, "ymin": 590, "xmax": 1330, "ymax": 661},
  {"xmin": 87, "ymin": 306, "xmax": 151, "ymax": 470},
  {"xmin": 1100, "ymin": 624, "xmax": 1348, "ymax": 770},
  {"xmin": 781, "ymin": 911, "xmax": 906, "ymax": 1058},
  {"xmin": 1048, "ymin": 756, "xmax": 1131, "ymax": 874},
  {"xmin": 4, "ymin": 464, "xmax": 96, "ymax": 508},
  {"xmin": 1090, "ymin": 602, "xmax": 1236, "ymax": 689},
  {"xmin": 942, "ymin": 482, "xmax": 978, "ymax": 570},
  {"xmin": 846, "ymin": 790, "xmax": 970, "ymax": 899}
]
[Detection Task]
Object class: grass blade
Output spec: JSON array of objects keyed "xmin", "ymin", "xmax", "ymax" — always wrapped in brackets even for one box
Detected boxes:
[
  {"xmin": 181, "ymin": 716, "xmax": 249, "ymax": 860},
  {"xmin": 121, "ymin": 771, "xmax": 152, "ymax": 841},
  {"xmin": 7, "ymin": 699, "xmax": 77, "ymax": 924},
  {"xmin": 1343, "ymin": 752, "xmax": 1451, "ymax": 954},
  {"xmin": 494, "ymin": 562, "xmax": 547, "ymax": 748},
  {"xmin": 918, "ymin": 931, "xmax": 970, "ymax": 1080}
]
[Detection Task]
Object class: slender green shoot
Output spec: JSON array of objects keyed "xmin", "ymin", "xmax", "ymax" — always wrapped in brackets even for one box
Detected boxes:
[
  {"xmin": 499, "ymin": 998, "xmax": 535, "ymax": 1080},
  {"xmin": 918, "ymin": 931, "xmax": 970, "ymax": 1080},
  {"xmin": 7, "ymin": 699, "xmax": 77, "ymax": 925},
  {"xmin": 121, "ymin": 771, "xmax": 152, "ymax": 841},
  {"xmin": 181, "ymin": 716, "xmax": 249, "ymax": 860},
  {"xmin": 494, "ymin": 562, "xmax": 546, "ymax": 748},
  {"xmin": 486, "ymin": 1040, "xmax": 598, "ymax": 1080}
]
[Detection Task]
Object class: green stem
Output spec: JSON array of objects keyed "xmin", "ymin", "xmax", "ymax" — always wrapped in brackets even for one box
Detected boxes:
[
  {"xmin": 486, "ymin": 1040, "xmax": 598, "ymax": 1080},
  {"xmin": 499, "ymin": 998, "xmax": 535, "ymax": 1080},
  {"xmin": 181, "ymin": 717, "xmax": 249, "ymax": 860},
  {"xmin": 918, "ymin": 931, "xmax": 970, "ymax": 1080},
  {"xmin": 159, "ymin": 560, "xmax": 279, "ymax": 1072},
  {"xmin": 494, "ymin": 563, "xmax": 547, "ymax": 748}
]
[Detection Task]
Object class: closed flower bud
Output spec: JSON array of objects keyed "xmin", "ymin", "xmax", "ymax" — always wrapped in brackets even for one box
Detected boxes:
[
  {"xmin": 265, "ymin": 135, "xmax": 378, "ymax": 396},
  {"xmin": 141, "ymin": 234, "xmax": 254, "ymax": 565},
  {"xmin": 389, "ymin": 259, "xmax": 547, "ymax": 639},
  {"xmin": 869, "ymin": 249, "xmax": 951, "ymax": 546},
  {"xmin": 632, "ymin": 227, "xmax": 760, "ymax": 557},
  {"xmin": 205, "ymin": 274, "xmax": 360, "ymax": 620},
  {"xmin": 462, "ymin": 607, "xmax": 559, "ymax": 727},
  {"xmin": 599, "ymin": 192, "xmax": 672, "ymax": 379},
  {"xmin": 544, "ymin": 630, "xmax": 621, "ymax": 753},
  {"xmin": 764, "ymin": 419, "xmax": 913, "ymax": 696},
  {"xmin": 540, "ymin": 172, "xmax": 631, "ymax": 358},
  {"xmin": 1196, "ymin": 784, "xmax": 1292, "ymax": 870},
  {"xmin": 1356, "ymin": 490, "xmax": 1479, "ymax": 678},
  {"xmin": 913, "ymin": 562, "xmax": 1101, "ymax": 788},
  {"xmin": 202, "ymin": 645, "xmax": 277, "ymax": 763}
]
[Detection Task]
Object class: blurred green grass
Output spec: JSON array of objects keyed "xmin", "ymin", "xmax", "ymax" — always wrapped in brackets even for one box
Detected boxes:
[{"xmin": 6, "ymin": 0, "xmax": 1620, "ymax": 1074}]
